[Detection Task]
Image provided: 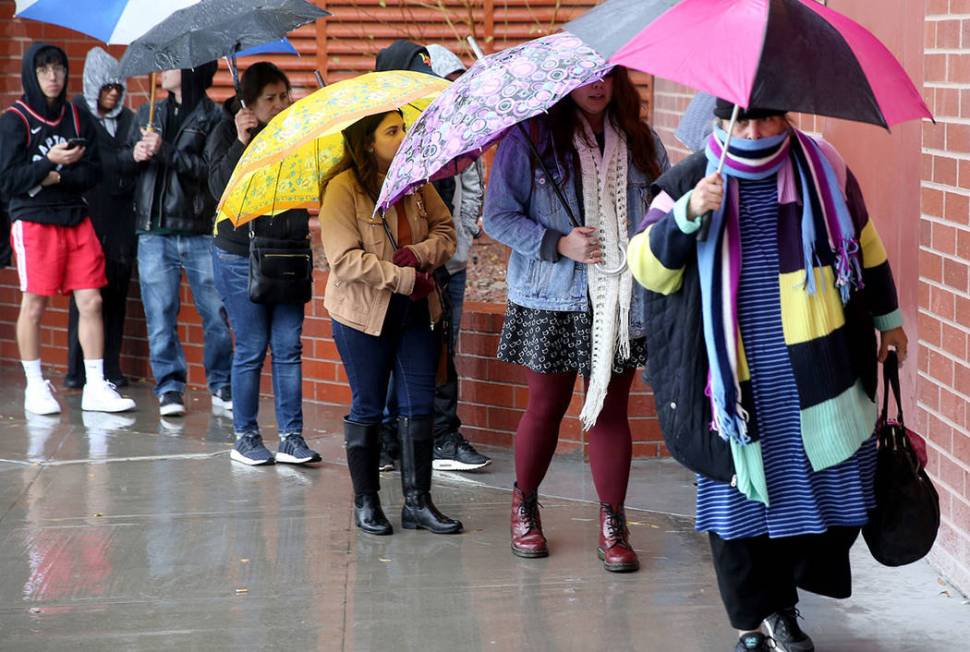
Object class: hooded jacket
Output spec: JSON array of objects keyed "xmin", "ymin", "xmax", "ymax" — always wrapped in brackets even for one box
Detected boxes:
[
  {"xmin": 375, "ymin": 40, "xmax": 436, "ymax": 76},
  {"xmin": 206, "ymin": 95, "xmax": 309, "ymax": 256},
  {"xmin": 122, "ymin": 62, "xmax": 221, "ymax": 235},
  {"xmin": 426, "ymin": 44, "xmax": 466, "ymax": 79},
  {"xmin": 0, "ymin": 43, "xmax": 101, "ymax": 226},
  {"xmin": 374, "ymin": 40, "xmax": 455, "ymax": 216},
  {"xmin": 426, "ymin": 44, "xmax": 483, "ymax": 274},
  {"xmin": 73, "ymin": 47, "xmax": 137, "ymax": 264}
]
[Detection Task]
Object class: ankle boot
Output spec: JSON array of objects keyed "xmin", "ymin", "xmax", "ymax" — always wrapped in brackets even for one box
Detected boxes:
[
  {"xmin": 399, "ymin": 415, "xmax": 462, "ymax": 534},
  {"xmin": 511, "ymin": 483, "xmax": 548, "ymax": 558},
  {"xmin": 345, "ymin": 418, "xmax": 392, "ymax": 536},
  {"xmin": 597, "ymin": 503, "xmax": 639, "ymax": 572}
]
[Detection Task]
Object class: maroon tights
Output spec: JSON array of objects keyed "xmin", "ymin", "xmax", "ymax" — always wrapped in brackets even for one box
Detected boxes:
[{"xmin": 513, "ymin": 368, "xmax": 635, "ymax": 508}]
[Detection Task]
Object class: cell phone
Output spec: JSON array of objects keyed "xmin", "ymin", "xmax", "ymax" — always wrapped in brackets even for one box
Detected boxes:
[{"xmin": 65, "ymin": 138, "xmax": 87, "ymax": 150}]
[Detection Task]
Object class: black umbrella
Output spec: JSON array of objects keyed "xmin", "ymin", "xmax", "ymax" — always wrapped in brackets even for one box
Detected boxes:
[
  {"xmin": 562, "ymin": 0, "xmax": 680, "ymax": 60},
  {"xmin": 119, "ymin": 0, "xmax": 329, "ymax": 77}
]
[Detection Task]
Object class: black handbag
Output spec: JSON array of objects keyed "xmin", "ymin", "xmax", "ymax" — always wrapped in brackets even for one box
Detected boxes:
[
  {"xmin": 862, "ymin": 351, "xmax": 940, "ymax": 567},
  {"xmin": 248, "ymin": 221, "xmax": 313, "ymax": 305}
]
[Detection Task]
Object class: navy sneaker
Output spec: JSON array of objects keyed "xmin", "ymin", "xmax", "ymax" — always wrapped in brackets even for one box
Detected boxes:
[
  {"xmin": 276, "ymin": 434, "xmax": 322, "ymax": 465},
  {"xmin": 230, "ymin": 433, "xmax": 275, "ymax": 466}
]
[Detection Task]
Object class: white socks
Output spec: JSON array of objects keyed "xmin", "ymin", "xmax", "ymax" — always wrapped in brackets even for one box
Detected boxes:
[
  {"xmin": 22, "ymin": 359, "xmax": 44, "ymax": 387},
  {"xmin": 84, "ymin": 359, "xmax": 105, "ymax": 386}
]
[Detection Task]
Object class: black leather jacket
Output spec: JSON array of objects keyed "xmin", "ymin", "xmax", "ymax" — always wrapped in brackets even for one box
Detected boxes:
[{"xmin": 123, "ymin": 97, "xmax": 220, "ymax": 234}]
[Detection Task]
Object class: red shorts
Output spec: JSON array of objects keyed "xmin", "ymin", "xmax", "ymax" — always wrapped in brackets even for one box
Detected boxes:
[{"xmin": 10, "ymin": 218, "xmax": 107, "ymax": 296}]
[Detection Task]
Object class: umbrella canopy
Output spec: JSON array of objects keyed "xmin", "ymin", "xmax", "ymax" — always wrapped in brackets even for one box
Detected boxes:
[
  {"xmin": 376, "ymin": 33, "xmax": 609, "ymax": 213},
  {"xmin": 218, "ymin": 71, "xmax": 449, "ymax": 226},
  {"xmin": 562, "ymin": 0, "xmax": 679, "ymax": 60},
  {"xmin": 118, "ymin": 0, "xmax": 328, "ymax": 76},
  {"xmin": 566, "ymin": 0, "xmax": 931, "ymax": 129},
  {"xmin": 14, "ymin": 0, "xmax": 201, "ymax": 44}
]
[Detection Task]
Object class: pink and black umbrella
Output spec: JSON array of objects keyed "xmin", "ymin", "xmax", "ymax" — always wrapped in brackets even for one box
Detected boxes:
[{"xmin": 565, "ymin": 0, "xmax": 931, "ymax": 129}]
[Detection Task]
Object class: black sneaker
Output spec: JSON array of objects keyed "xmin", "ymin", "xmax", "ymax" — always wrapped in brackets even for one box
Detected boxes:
[
  {"xmin": 159, "ymin": 391, "xmax": 186, "ymax": 417},
  {"xmin": 763, "ymin": 607, "xmax": 813, "ymax": 652},
  {"xmin": 735, "ymin": 632, "xmax": 776, "ymax": 651},
  {"xmin": 211, "ymin": 386, "xmax": 233, "ymax": 411},
  {"xmin": 432, "ymin": 432, "xmax": 492, "ymax": 471},
  {"xmin": 379, "ymin": 421, "xmax": 398, "ymax": 472},
  {"xmin": 230, "ymin": 433, "xmax": 275, "ymax": 466},
  {"xmin": 379, "ymin": 446, "xmax": 396, "ymax": 472},
  {"xmin": 275, "ymin": 434, "xmax": 322, "ymax": 465}
]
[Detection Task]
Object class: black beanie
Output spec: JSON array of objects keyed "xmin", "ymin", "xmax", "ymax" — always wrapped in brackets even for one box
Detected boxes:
[{"xmin": 714, "ymin": 97, "xmax": 787, "ymax": 121}]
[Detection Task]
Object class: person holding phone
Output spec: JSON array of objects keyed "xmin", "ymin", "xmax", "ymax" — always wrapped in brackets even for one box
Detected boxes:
[{"xmin": 0, "ymin": 43, "xmax": 136, "ymax": 416}]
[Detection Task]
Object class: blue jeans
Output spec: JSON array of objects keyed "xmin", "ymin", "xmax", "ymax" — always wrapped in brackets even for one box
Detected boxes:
[
  {"xmin": 333, "ymin": 295, "xmax": 438, "ymax": 425},
  {"xmin": 137, "ymin": 234, "xmax": 233, "ymax": 396},
  {"xmin": 211, "ymin": 248, "xmax": 305, "ymax": 436},
  {"xmin": 383, "ymin": 269, "xmax": 466, "ymax": 436}
]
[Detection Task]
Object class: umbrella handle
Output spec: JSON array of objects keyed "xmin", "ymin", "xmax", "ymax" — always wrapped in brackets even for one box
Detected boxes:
[
  {"xmin": 146, "ymin": 72, "xmax": 157, "ymax": 132},
  {"xmin": 698, "ymin": 103, "xmax": 740, "ymax": 242},
  {"xmin": 467, "ymin": 35, "xmax": 486, "ymax": 60}
]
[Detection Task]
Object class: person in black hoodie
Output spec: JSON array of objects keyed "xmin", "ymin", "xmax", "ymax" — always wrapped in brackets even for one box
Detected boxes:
[
  {"xmin": 206, "ymin": 61, "xmax": 320, "ymax": 466},
  {"xmin": 122, "ymin": 62, "xmax": 233, "ymax": 418},
  {"xmin": 0, "ymin": 42, "xmax": 136, "ymax": 416},
  {"xmin": 64, "ymin": 47, "xmax": 138, "ymax": 390}
]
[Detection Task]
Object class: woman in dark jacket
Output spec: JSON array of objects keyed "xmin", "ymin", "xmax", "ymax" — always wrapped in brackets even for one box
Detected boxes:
[
  {"xmin": 65, "ymin": 47, "xmax": 137, "ymax": 389},
  {"xmin": 206, "ymin": 62, "xmax": 320, "ymax": 467},
  {"xmin": 628, "ymin": 100, "xmax": 908, "ymax": 652}
]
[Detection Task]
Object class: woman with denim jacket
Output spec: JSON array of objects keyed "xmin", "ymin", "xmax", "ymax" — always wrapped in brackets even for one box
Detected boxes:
[
  {"xmin": 319, "ymin": 109, "xmax": 460, "ymax": 537},
  {"xmin": 483, "ymin": 66, "xmax": 669, "ymax": 571}
]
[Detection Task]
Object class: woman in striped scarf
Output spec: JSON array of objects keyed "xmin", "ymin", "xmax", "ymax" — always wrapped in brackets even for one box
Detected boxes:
[{"xmin": 628, "ymin": 100, "xmax": 907, "ymax": 652}]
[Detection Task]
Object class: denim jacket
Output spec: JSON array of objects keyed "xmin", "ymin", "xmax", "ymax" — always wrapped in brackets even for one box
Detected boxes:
[{"xmin": 483, "ymin": 118, "xmax": 670, "ymax": 338}]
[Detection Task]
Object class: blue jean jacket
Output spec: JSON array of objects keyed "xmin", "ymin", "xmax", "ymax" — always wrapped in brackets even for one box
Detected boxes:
[{"xmin": 483, "ymin": 119, "xmax": 669, "ymax": 338}]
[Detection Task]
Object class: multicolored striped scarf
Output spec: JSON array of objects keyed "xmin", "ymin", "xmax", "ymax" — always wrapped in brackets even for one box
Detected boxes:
[{"xmin": 699, "ymin": 126, "xmax": 864, "ymax": 446}]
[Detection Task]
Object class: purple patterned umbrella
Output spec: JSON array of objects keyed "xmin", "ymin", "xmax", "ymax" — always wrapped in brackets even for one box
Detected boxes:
[{"xmin": 376, "ymin": 32, "xmax": 609, "ymax": 213}]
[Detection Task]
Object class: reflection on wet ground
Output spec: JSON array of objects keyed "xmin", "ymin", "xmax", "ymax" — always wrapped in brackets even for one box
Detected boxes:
[{"xmin": 0, "ymin": 368, "xmax": 966, "ymax": 651}]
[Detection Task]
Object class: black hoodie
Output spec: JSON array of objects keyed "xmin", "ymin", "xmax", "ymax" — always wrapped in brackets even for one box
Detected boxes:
[
  {"xmin": 0, "ymin": 43, "xmax": 101, "ymax": 226},
  {"xmin": 373, "ymin": 40, "xmax": 454, "ymax": 214},
  {"xmin": 374, "ymin": 40, "xmax": 436, "ymax": 75}
]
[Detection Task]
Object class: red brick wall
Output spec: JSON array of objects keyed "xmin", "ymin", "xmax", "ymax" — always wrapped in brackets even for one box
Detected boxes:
[
  {"xmin": 0, "ymin": 268, "xmax": 665, "ymax": 458},
  {"xmin": 920, "ymin": 0, "xmax": 970, "ymax": 595}
]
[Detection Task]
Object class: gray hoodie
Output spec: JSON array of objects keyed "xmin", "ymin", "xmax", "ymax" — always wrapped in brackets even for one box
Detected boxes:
[
  {"xmin": 427, "ymin": 44, "xmax": 483, "ymax": 274},
  {"xmin": 82, "ymin": 47, "xmax": 126, "ymax": 137}
]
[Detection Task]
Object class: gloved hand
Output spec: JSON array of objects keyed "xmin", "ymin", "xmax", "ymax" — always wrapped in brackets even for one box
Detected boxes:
[
  {"xmin": 409, "ymin": 271, "xmax": 435, "ymax": 302},
  {"xmin": 393, "ymin": 246, "xmax": 419, "ymax": 268}
]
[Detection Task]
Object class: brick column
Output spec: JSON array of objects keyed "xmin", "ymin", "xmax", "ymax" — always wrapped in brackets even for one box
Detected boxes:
[{"xmin": 919, "ymin": 0, "xmax": 970, "ymax": 594}]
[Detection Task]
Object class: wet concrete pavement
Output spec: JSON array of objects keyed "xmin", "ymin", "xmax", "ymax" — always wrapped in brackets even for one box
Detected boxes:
[{"xmin": 0, "ymin": 368, "xmax": 967, "ymax": 651}]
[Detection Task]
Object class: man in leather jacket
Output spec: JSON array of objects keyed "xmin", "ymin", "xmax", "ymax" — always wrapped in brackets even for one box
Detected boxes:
[{"xmin": 121, "ymin": 63, "xmax": 233, "ymax": 418}]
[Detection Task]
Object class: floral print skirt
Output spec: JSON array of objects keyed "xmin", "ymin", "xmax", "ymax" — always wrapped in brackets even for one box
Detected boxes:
[{"xmin": 497, "ymin": 301, "xmax": 647, "ymax": 375}]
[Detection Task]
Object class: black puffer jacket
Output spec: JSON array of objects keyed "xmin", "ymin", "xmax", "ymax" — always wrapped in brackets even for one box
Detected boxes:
[{"xmin": 644, "ymin": 152, "xmax": 734, "ymax": 483}]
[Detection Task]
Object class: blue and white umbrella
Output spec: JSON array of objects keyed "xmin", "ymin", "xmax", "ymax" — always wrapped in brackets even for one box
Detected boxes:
[{"xmin": 14, "ymin": 0, "xmax": 202, "ymax": 44}]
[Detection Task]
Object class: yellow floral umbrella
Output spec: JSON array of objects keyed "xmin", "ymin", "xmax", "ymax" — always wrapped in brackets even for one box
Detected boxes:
[{"xmin": 218, "ymin": 70, "xmax": 450, "ymax": 226}]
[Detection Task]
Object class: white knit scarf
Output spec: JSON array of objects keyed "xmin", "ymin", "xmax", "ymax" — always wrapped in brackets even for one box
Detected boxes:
[{"xmin": 574, "ymin": 113, "xmax": 632, "ymax": 430}]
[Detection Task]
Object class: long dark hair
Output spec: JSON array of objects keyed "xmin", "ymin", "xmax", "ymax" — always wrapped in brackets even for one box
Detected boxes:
[
  {"xmin": 240, "ymin": 61, "xmax": 290, "ymax": 108},
  {"xmin": 545, "ymin": 66, "xmax": 662, "ymax": 180},
  {"xmin": 321, "ymin": 109, "xmax": 402, "ymax": 202}
]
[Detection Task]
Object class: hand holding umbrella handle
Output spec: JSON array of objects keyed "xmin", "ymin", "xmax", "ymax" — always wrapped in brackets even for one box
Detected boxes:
[{"xmin": 698, "ymin": 104, "xmax": 740, "ymax": 242}]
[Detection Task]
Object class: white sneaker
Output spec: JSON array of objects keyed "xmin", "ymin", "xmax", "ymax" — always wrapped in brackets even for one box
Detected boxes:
[
  {"xmin": 82, "ymin": 380, "xmax": 136, "ymax": 413},
  {"xmin": 82, "ymin": 410, "xmax": 137, "ymax": 431},
  {"xmin": 25, "ymin": 380, "xmax": 61, "ymax": 415}
]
